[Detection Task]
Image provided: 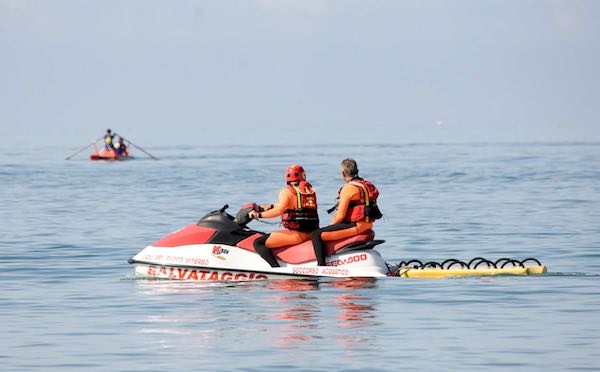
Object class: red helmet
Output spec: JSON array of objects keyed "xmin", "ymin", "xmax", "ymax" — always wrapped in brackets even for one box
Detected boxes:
[{"xmin": 285, "ymin": 164, "xmax": 306, "ymax": 183}]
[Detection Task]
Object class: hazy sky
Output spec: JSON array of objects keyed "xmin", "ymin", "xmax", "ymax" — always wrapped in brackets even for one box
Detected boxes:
[{"xmin": 1, "ymin": 0, "xmax": 599, "ymax": 146}]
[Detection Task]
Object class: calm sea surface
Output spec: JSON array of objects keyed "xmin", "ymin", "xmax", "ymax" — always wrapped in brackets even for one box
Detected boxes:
[{"xmin": 1, "ymin": 143, "xmax": 599, "ymax": 371}]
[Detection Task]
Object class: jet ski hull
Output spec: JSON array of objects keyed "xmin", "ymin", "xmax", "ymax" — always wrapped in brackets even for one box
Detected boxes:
[
  {"xmin": 130, "ymin": 243, "xmax": 389, "ymax": 281},
  {"xmin": 133, "ymin": 262, "xmax": 282, "ymax": 281}
]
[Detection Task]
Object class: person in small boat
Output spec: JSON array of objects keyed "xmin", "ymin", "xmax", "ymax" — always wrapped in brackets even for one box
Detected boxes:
[
  {"xmin": 311, "ymin": 158, "xmax": 382, "ymax": 266},
  {"xmin": 113, "ymin": 136, "xmax": 128, "ymax": 157},
  {"xmin": 104, "ymin": 129, "xmax": 115, "ymax": 150},
  {"xmin": 248, "ymin": 164, "xmax": 319, "ymax": 267}
]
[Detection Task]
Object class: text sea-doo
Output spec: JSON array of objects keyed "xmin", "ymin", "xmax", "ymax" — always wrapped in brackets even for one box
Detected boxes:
[{"xmin": 129, "ymin": 205, "xmax": 389, "ymax": 281}]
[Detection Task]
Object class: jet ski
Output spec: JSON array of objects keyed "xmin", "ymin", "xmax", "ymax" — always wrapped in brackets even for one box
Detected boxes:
[{"xmin": 129, "ymin": 205, "xmax": 390, "ymax": 281}]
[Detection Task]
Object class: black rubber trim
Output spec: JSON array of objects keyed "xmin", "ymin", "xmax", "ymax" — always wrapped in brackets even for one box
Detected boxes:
[
  {"xmin": 422, "ymin": 261, "xmax": 442, "ymax": 269},
  {"xmin": 521, "ymin": 257, "xmax": 542, "ymax": 266},
  {"xmin": 335, "ymin": 239, "xmax": 385, "ymax": 254}
]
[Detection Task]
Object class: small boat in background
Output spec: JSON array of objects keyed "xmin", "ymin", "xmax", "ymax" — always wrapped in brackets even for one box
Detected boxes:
[
  {"xmin": 89, "ymin": 146, "xmax": 132, "ymax": 161},
  {"xmin": 65, "ymin": 132, "xmax": 158, "ymax": 161}
]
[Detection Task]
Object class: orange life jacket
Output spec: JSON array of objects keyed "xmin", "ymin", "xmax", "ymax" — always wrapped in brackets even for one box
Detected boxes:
[
  {"xmin": 282, "ymin": 181, "xmax": 319, "ymax": 232},
  {"xmin": 344, "ymin": 179, "xmax": 382, "ymax": 223}
]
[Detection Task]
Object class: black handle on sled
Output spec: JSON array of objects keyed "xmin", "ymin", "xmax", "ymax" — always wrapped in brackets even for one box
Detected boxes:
[{"xmin": 219, "ymin": 204, "xmax": 229, "ymax": 213}]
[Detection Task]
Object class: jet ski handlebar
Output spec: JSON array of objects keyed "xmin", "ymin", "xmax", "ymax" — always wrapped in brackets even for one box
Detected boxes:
[{"xmin": 199, "ymin": 204, "xmax": 261, "ymax": 229}]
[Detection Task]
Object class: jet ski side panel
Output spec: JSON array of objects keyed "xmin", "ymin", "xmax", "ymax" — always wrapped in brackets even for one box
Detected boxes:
[{"xmin": 152, "ymin": 225, "xmax": 216, "ymax": 247}]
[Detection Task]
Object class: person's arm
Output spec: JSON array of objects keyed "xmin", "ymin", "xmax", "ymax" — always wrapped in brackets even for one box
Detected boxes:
[
  {"xmin": 331, "ymin": 185, "xmax": 355, "ymax": 224},
  {"xmin": 257, "ymin": 189, "xmax": 290, "ymax": 219}
]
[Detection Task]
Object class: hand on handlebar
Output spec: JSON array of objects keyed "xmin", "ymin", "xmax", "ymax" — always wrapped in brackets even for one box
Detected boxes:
[
  {"xmin": 259, "ymin": 204, "xmax": 274, "ymax": 212},
  {"xmin": 248, "ymin": 210, "xmax": 260, "ymax": 219}
]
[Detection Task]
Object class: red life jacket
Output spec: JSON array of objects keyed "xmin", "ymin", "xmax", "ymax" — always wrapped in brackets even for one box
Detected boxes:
[
  {"xmin": 282, "ymin": 181, "xmax": 319, "ymax": 232},
  {"xmin": 344, "ymin": 179, "xmax": 382, "ymax": 223}
]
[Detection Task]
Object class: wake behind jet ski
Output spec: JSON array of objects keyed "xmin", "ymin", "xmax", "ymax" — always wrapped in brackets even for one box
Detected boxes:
[{"xmin": 129, "ymin": 204, "xmax": 389, "ymax": 281}]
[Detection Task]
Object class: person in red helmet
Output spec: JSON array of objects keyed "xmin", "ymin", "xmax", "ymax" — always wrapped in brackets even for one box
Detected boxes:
[
  {"xmin": 248, "ymin": 164, "xmax": 319, "ymax": 267},
  {"xmin": 311, "ymin": 158, "xmax": 382, "ymax": 266}
]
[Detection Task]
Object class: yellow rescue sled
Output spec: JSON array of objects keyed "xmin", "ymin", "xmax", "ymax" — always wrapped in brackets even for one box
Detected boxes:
[{"xmin": 389, "ymin": 257, "xmax": 546, "ymax": 279}]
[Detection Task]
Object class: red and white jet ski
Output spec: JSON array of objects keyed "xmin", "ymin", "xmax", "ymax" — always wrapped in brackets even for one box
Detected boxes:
[{"xmin": 129, "ymin": 205, "xmax": 389, "ymax": 281}]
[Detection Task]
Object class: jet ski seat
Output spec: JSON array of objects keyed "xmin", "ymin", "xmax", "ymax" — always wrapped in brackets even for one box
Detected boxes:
[{"xmin": 236, "ymin": 230, "xmax": 376, "ymax": 265}]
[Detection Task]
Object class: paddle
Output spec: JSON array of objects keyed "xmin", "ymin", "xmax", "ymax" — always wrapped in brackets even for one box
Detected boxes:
[
  {"xmin": 65, "ymin": 138, "xmax": 101, "ymax": 160},
  {"xmin": 119, "ymin": 135, "xmax": 159, "ymax": 160}
]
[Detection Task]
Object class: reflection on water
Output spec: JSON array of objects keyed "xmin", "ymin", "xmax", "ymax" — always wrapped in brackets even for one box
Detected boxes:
[
  {"xmin": 132, "ymin": 277, "xmax": 260, "ymax": 293},
  {"xmin": 267, "ymin": 279, "xmax": 321, "ymax": 347},
  {"xmin": 329, "ymin": 278, "xmax": 379, "ymax": 328},
  {"xmin": 266, "ymin": 278, "xmax": 321, "ymax": 292},
  {"xmin": 133, "ymin": 278, "xmax": 382, "ymax": 355},
  {"xmin": 328, "ymin": 278, "xmax": 382, "ymax": 354},
  {"xmin": 336, "ymin": 293, "xmax": 376, "ymax": 326}
]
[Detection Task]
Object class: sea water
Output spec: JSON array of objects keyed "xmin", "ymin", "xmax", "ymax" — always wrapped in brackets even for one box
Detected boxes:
[{"xmin": 1, "ymin": 143, "xmax": 599, "ymax": 370}]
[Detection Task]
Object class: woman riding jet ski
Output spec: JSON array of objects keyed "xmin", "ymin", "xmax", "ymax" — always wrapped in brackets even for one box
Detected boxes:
[{"xmin": 129, "ymin": 203, "xmax": 389, "ymax": 281}]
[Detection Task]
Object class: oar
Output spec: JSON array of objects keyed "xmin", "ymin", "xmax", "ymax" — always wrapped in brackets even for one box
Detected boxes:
[
  {"xmin": 120, "ymin": 136, "xmax": 159, "ymax": 160},
  {"xmin": 65, "ymin": 138, "xmax": 101, "ymax": 160}
]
